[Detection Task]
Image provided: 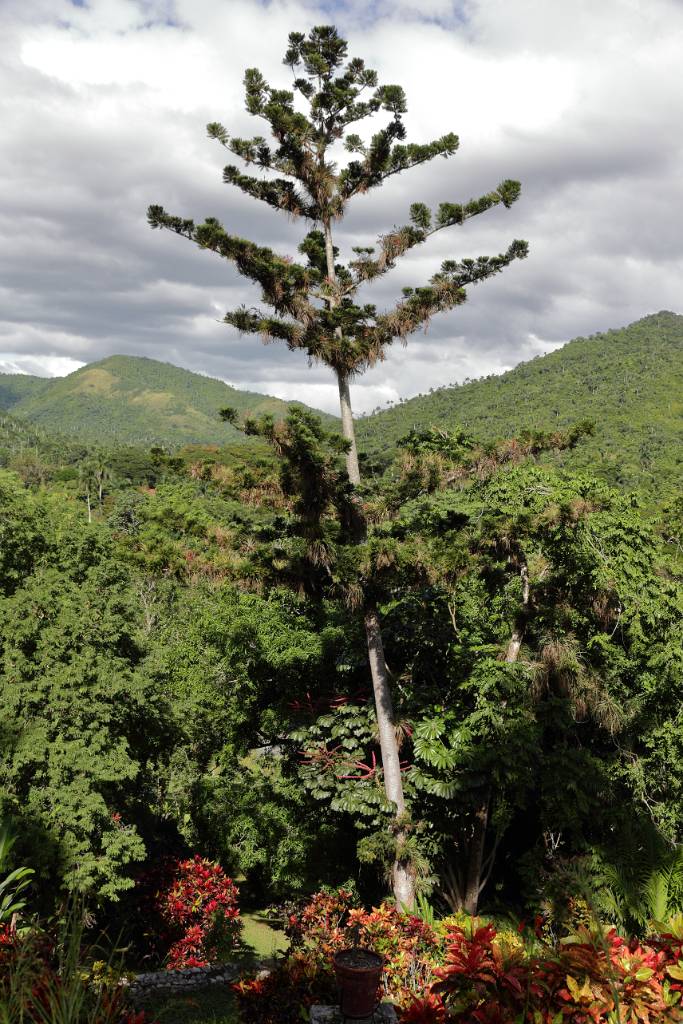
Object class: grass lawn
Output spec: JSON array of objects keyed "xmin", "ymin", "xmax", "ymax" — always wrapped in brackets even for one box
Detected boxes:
[
  {"xmin": 240, "ymin": 910, "xmax": 288, "ymax": 958},
  {"xmin": 138, "ymin": 985, "xmax": 239, "ymax": 1024},
  {"xmin": 134, "ymin": 912, "xmax": 286, "ymax": 1022}
]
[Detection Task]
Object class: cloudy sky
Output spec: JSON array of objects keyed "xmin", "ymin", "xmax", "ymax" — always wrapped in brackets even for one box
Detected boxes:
[{"xmin": 2, "ymin": 0, "xmax": 682, "ymax": 414}]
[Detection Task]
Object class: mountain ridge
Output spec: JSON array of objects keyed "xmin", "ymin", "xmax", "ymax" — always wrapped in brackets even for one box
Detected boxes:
[
  {"xmin": 357, "ymin": 310, "xmax": 683, "ymax": 501},
  {"xmin": 0, "ymin": 354, "xmax": 337, "ymax": 446},
  {"xmin": 2, "ymin": 313, "xmax": 681, "ymax": 503}
]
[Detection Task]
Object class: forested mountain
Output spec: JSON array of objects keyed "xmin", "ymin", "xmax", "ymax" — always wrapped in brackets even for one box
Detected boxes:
[
  {"xmin": 357, "ymin": 311, "xmax": 683, "ymax": 501},
  {"xmin": 0, "ymin": 355, "xmax": 336, "ymax": 445},
  {"xmin": 2, "ymin": 313, "xmax": 681, "ymax": 502},
  {"xmin": 0, "ymin": 411, "xmax": 88, "ymax": 473},
  {"xmin": 0, "ymin": 372, "xmax": 47, "ymax": 410}
]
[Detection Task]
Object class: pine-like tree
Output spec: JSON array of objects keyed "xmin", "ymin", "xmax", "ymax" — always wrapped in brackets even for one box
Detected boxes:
[{"xmin": 148, "ymin": 25, "xmax": 528, "ymax": 908}]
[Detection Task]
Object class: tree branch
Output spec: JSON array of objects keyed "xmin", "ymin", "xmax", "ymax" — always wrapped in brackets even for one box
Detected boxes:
[
  {"xmin": 351, "ymin": 181, "xmax": 523, "ymax": 287},
  {"xmin": 147, "ymin": 206, "xmax": 319, "ymax": 322}
]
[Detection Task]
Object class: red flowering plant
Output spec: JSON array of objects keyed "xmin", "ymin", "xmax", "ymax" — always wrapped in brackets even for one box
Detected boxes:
[
  {"xmin": 0, "ymin": 919, "xmax": 19, "ymax": 977},
  {"xmin": 153, "ymin": 855, "xmax": 242, "ymax": 970}
]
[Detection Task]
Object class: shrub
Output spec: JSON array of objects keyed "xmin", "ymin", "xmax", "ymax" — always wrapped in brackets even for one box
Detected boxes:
[
  {"xmin": 234, "ymin": 951, "xmax": 337, "ymax": 1024},
  {"xmin": 154, "ymin": 855, "xmax": 241, "ymax": 969},
  {"xmin": 285, "ymin": 886, "xmax": 442, "ymax": 1000},
  {"xmin": 429, "ymin": 919, "xmax": 683, "ymax": 1023},
  {"xmin": 236, "ymin": 887, "xmax": 444, "ymax": 1024}
]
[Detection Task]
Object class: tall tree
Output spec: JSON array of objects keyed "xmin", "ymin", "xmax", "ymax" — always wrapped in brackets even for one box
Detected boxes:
[
  {"xmin": 78, "ymin": 460, "xmax": 98, "ymax": 523},
  {"xmin": 148, "ymin": 25, "xmax": 528, "ymax": 907}
]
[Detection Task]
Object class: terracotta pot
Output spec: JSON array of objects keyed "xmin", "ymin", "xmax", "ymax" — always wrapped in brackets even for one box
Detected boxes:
[{"xmin": 333, "ymin": 947, "xmax": 383, "ymax": 1019}]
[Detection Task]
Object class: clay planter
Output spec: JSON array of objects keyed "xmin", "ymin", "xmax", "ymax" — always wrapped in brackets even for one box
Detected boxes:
[{"xmin": 333, "ymin": 947, "xmax": 383, "ymax": 1019}]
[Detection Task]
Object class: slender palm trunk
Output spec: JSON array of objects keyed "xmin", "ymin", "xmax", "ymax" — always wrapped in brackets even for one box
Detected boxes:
[
  {"xmin": 323, "ymin": 219, "xmax": 415, "ymax": 909},
  {"xmin": 505, "ymin": 563, "xmax": 529, "ymax": 663},
  {"xmin": 463, "ymin": 793, "xmax": 490, "ymax": 914},
  {"xmin": 364, "ymin": 605, "xmax": 415, "ymax": 908}
]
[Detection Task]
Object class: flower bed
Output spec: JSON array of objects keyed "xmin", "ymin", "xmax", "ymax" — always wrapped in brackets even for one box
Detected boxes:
[
  {"xmin": 0, "ymin": 921, "xmax": 148, "ymax": 1024},
  {"xmin": 405, "ymin": 917, "xmax": 683, "ymax": 1024},
  {"xmin": 235, "ymin": 889, "xmax": 683, "ymax": 1024}
]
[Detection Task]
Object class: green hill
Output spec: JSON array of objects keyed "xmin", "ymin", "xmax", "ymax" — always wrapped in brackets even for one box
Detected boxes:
[
  {"xmin": 1, "ymin": 355, "xmax": 337, "ymax": 446},
  {"xmin": 3, "ymin": 314, "xmax": 682, "ymax": 502},
  {"xmin": 0, "ymin": 410, "xmax": 87, "ymax": 467},
  {"xmin": 357, "ymin": 311, "xmax": 683, "ymax": 501},
  {"xmin": 0, "ymin": 373, "xmax": 49, "ymax": 410}
]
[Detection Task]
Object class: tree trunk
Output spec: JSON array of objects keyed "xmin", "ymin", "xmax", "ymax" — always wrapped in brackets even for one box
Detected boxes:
[
  {"xmin": 86, "ymin": 492, "xmax": 92, "ymax": 524},
  {"xmin": 323, "ymin": 219, "xmax": 415, "ymax": 910},
  {"xmin": 337, "ymin": 372, "xmax": 361, "ymax": 485},
  {"xmin": 505, "ymin": 563, "xmax": 529, "ymax": 663},
  {"xmin": 463, "ymin": 794, "xmax": 490, "ymax": 914}
]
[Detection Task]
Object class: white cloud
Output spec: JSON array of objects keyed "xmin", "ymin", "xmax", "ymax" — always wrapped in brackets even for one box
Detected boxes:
[
  {"xmin": 0, "ymin": 353, "xmax": 86, "ymax": 377},
  {"xmin": 0, "ymin": 0, "xmax": 681, "ymax": 419}
]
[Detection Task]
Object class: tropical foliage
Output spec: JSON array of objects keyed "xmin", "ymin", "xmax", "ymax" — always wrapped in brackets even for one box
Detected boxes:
[
  {"xmin": 0, "ymin": 20, "xmax": 681, "ymax": 1024},
  {"xmin": 357, "ymin": 311, "xmax": 683, "ymax": 510},
  {"xmin": 236, "ymin": 888, "xmax": 683, "ymax": 1023}
]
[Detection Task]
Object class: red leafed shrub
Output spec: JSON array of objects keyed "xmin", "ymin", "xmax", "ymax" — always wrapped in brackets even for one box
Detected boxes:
[
  {"xmin": 347, "ymin": 903, "xmax": 441, "ymax": 998},
  {"xmin": 286, "ymin": 886, "xmax": 356, "ymax": 953},
  {"xmin": 285, "ymin": 887, "xmax": 440, "ymax": 1001},
  {"xmin": 430, "ymin": 921, "xmax": 683, "ymax": 1023},
  {"xmin": 234, "ymin": 950, "xmax": 338, "ymax": 1024},
  {"xmin": 401, "ymin": 992, "xmax": 447, "ymax": 1024},
  {"xmin": 236, "ymin": 887, "xmax": 442, "ymax": 1024},
  {"xmin": 155, "ymin": 855, "xmax": 241, "ymax": 969}
]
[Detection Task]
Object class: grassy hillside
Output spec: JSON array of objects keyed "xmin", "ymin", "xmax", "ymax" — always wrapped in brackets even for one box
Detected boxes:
[
  {"xmin": 2, "ymin": 355, "xmax": 337, "ymax": 446},
  {"xmin": 0, "ymin": 373, "xmax": 49, "ymax": 410},
  {"xmin": 357, "ymin": 311, "xmax": 683, "ymax": 500}
]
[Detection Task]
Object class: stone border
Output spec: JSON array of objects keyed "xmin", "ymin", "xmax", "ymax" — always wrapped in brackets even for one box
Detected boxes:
[
  {"xmin": 127, "ymin": 961, "xmax": 247, "ymax": 1004},
  {"xmin": 311, "ymin": 1004, "xmax": 398, "ymax": 1024}
]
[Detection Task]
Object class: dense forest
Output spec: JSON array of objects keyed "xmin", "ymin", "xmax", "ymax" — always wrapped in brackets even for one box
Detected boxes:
[
  {"xmin": 2, "ymin": 23, "xmax": 682, "ymax": 1024},
  {"xmin": 357, "ymin": 311, "xmax": 683, "ymax": 506},
  {"xmin": 1, "ymin": 357, "xmax": 681, "ymax": 889},
  {"xmin": 2, "ymin": 336, "xmax": 682, "ymax": 1017},
  {"xmin": 4, "ymin": 310, "xmax": 681, "ymax": 506}
]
